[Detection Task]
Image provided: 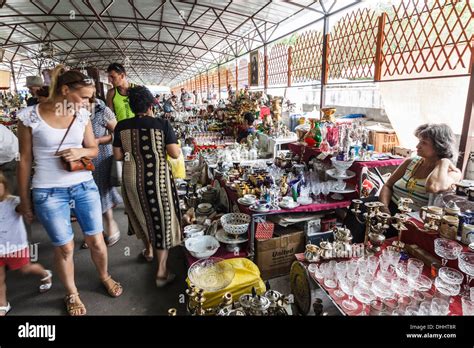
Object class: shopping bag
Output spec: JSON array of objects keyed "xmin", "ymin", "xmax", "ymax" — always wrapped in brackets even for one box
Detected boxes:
[
  {"xmin": 167, "ymin": 152, "xmax": 186, "ymax": 179},
  {"xmin": 255, "ymin": 217, "xmax": 274, "ymax": 240}
]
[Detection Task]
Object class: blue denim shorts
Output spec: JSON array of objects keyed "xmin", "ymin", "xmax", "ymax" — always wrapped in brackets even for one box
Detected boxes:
[{"xmin": 32, "ymin": 180, "xmax": 104, "ymax": 246}]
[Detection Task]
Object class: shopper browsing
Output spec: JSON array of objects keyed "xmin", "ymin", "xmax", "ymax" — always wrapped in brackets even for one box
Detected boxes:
[{"xmin": 17, "ymin": 65, "xmax": 123, "ymax": 316}]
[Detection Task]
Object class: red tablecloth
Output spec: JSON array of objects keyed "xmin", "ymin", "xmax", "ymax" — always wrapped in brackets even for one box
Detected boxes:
[
  {"xmin": 221, "ymin": 178, "xmax": 352, "ymax": 216},
  {"xmin": 287, "ymin": 142, "xmax": 404, "ymax": 169},
  {"xmin": 295, "ymin": 237, "xmax": 464, "ymax": 316},
  {"xmin": 400, "ymin": 218, "xmax": 471, "ymax": 269},
  {"xmin": 287, "ymin": 142, "xmax": 325, "ymax": 163},
  {"xmin": 287, "ymin": 142, "xmax": 404, "ymax": 194}
]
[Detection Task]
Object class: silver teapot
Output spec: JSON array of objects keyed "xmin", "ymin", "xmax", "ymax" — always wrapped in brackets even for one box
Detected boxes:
[
  {"xmin": 249, "ymin": 295, "xmax": 271, "ymax": 316},
  {"xmin": 304, "ymin": 244, "xmax": 320, "ymax": 263}
]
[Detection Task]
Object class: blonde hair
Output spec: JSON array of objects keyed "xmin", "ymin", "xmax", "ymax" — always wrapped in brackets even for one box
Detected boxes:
[{"xmin": 48, "ymin": 64, "xmax": 95, "ymax": 101}]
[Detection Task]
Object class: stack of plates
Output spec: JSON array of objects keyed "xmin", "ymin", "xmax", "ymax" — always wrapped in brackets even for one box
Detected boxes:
[{"xmin": 196, "ymin": 203, "xmax": 214, "ymax": 215}]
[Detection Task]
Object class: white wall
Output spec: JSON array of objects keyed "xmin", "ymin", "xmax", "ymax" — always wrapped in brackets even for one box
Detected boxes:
[{"xmin": 379, "ymin": 76, "xmax": 468, "ymax": 150}]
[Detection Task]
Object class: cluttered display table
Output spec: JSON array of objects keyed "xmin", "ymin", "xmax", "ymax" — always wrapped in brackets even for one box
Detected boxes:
[{"xmin": 289, "ymin": 196, "xmax": 474, "ymax": 316}]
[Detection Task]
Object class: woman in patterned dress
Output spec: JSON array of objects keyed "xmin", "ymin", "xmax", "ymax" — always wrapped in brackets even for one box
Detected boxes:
[
  {"xmin": 113, "ymin": 86, "xmax": 182, "ymax": 287},
  {"xmin": 85, "ymin": 98, "xmax": 123, "ymax": 248}
]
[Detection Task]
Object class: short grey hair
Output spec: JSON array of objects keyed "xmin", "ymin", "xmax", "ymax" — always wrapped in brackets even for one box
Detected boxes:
[{"xmin": 414, "ymin": 123, "xmax": 456, "ymax": 161}]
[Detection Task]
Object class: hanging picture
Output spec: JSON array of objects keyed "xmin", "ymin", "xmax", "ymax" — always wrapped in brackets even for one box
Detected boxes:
[{"xmin": 249, "ymin": 50, "xmax": 259, "ymax": 86}]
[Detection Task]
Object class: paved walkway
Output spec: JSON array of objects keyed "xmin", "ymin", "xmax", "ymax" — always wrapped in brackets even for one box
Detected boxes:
[
  {"xmin": 6, "ymin": 204, "xmax": 189, "ymax": 316},
  {"xmin": 6, "ymin": 203, "xmax": 339, "ymax": 316}
]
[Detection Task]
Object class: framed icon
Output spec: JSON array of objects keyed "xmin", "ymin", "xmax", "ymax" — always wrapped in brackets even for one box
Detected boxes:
[{"xmin": 249, "ymin": 50, "xmax": 259, "ymax": 86}]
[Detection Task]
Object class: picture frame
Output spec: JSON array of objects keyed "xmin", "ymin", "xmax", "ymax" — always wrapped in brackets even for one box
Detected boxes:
[{"xmin": 249, "ymin": 50, "xmax": 259, "ymax": 86}]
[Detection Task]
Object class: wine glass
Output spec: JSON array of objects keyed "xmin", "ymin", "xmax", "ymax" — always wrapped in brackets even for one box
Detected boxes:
[
  {"xmin": 321, "ymin": 182, "xmax": 330, "ymax": 203},
  {"xmin": 312, "ymin": 182, "xmax": 321, "ymax": 203},
  {"xmin": 434, "ymin": 238, "xmax": 463, "ymax": 266},
  {"xmin": 430, "ymin": 297, "xmax": 450, "ymax": 315},
  {"xmin": 371, "ymin": 278, "xmax": 394, "ymax": 301},
  {"xmin": 323, "ymin": 260, "xmax": 337, "ymax": 289},
  {"xmin": 339, "ymin": 276, "xmax": 359, "ymax": 311},
  {"xmin": 458, "ymin": 252, "xmax": 474, "ymax": 297},
  {"xmin": 334, "ymin": 262, "xmax": 348, "ymax": 298},
  {"xmin": 353, "ymin": 284, "xmax": 375, "ymax": 316}
]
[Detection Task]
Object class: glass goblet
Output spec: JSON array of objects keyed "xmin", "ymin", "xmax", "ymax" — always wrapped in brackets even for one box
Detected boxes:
[
  {"xmin": 458, "ymin": 252, "xmax": 474, "ymax": 297},
  {"xmin": 434, "ymin": 238, "xmax": 463, "ymax": 266},
  {"xmin": 340, "ymin": 276, "xmax": 359, "ymax": 311},
  {"xmin": 354, "ymin": 284, "xmax": 375, "ymax": 316}
]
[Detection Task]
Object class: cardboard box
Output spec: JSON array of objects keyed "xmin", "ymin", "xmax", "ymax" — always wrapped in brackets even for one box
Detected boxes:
[
  {"xmin": 255, "ymin": 227, "xmax": 305, "ymax": 280},
  {"xmin": 393, "ymin": 146, "xmax": 413, "ymax": 158},
  {"xmin": 369, "ymin": 130, "xmax": 399, "ymax": 154}
]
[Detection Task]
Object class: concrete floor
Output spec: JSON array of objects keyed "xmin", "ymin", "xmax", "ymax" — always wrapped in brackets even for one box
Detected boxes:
[
  {"xmin": 7, "ymin": 204, "xmax": 190, "ymax": 316},
  {"xmin": 5, "ymin": 204, "xmax": 298, "ymax": 316},
  {"xmin": 6, "ymin": 203, "xmax": 340, "ymax": 316}
]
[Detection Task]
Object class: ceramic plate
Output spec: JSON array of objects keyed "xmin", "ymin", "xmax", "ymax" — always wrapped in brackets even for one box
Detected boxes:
[
  {"xmin": 215, "ymin": 229, "xmax": 248, "ymax": 244},
  {"xmin": 279, "ymin": 202, "xmax": 300, "ymax": 209},
  {"xmin": 238, "ymin": 198, "xmax": 256, "ymax": 206},
  {"xmin": 249, "ymin": 205, "xmax": 271, "ymax": 213},
  {"xmin": 329, "ymin": 184, "xmax": 356, "ymax": 194}
]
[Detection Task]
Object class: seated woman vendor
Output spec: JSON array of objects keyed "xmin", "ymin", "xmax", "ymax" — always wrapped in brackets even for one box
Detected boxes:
[
  {"xmin": 237, "ymin": 112, "xmax": 257, "ymax": 143},
  {"xmin": 379, "ymin": 123, "xmax": 461, "ymax": 214},
  {"xmin": 346, "ymin": 123, "xmax": 461, "ymax": 243}
]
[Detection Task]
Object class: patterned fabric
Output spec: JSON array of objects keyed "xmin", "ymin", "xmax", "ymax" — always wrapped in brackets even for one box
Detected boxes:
[
  {"xmin": 113, "ymin": 116, "xmax": 181, "ymax": 249},
  {"xmin": 392, "ymin": 156, "xmax": 429, "ymax": 210},
  {"xmin": 90, "ymin": 100, "xmax": 123, "ymax": 213}
]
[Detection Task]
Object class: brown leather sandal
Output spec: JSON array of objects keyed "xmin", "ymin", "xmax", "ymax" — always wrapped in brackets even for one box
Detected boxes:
[
  {"xmin": 64, "ymin": 293, "xmax": 86, "ymax": 316},
  {"xmin": 102, "ymin": 275, "xmax": 123, "ymax": 297}
]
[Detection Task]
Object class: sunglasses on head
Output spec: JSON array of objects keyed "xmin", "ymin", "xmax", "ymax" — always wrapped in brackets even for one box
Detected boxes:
[{"xmin": 66, "ymin": 76, "xmax": 94, "ymax": 86}]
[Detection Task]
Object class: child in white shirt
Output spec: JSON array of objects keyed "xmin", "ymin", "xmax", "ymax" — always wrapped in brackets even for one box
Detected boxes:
[{"xmin": 0, "ymin": 171, "xmax": 52, "ymax": 315}]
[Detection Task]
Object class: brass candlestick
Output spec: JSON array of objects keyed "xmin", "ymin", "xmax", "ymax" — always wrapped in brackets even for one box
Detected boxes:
[
  {"xmin": 391, "ymin": 213, "xmax": 408, "ymax": 251},
  {"xmin": 351, "ymin": 200, "xmax": 392, "ymax": 254}
]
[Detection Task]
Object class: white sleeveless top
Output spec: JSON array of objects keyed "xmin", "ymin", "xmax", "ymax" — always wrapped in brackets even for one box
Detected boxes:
[{"xmin": 17, "ymin": 104, "xmax": 93, "ymax": 188}]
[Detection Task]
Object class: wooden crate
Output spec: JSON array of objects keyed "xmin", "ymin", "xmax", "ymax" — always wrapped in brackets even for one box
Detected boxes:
[{"xmin": 369, "ymin": 131, "xmax": 399, "ymax": 153}]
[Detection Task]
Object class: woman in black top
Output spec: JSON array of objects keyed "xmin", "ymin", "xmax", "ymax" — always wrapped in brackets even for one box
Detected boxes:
[{"xmin": 113, "ymin": 86, "xmax": 182, "ymax": 287}]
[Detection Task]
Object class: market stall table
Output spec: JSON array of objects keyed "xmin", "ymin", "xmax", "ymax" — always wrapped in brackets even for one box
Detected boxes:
[
  {"xmin": 257, "ymin": 133, "xmax": 298, "ymax": 158},
  {"xmin": 293, "ymin": 239, "xmax": 464, "ymax": 316},
  {"xmin": 219, "ymin": 178, "xmax": 353, "ymax": 258},
  {"xmin": 287, "ymin": 142, "xmax": 404, "ymax": 191}
]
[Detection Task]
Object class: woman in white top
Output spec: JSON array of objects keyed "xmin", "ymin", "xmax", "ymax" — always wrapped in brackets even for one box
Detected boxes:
[{"xmin": 17, "ymin": 65, "xmax": 123, "ymax": 316}]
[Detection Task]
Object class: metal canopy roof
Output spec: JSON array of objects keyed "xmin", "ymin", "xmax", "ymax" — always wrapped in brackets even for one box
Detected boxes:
[{"xmin": 0, "ymin": 0, "xmax": 360, "ymax": 85}]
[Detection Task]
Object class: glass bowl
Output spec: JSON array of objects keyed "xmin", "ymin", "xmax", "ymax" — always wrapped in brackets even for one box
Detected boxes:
[
  {"xmin": 434, "ymin": 238, "xmax": 463, "ymax": 260},
  {"xmin": 434, "ymin": 276, "xmax": 460, "ymax": 297},
  {"xmin": 438, "ymin": 267, "xmax": 464, "ymax": 285},
  {"xmin": 188, "ymin": 257, "xmax": 235, "ymax": 292},
  {"xmin": 407, "ymin": 274, "xmax": 433, "ymax": 292},
  {"xmin": 331, "ymin": 157, "xmax": 354, "ymax": 175},
  {"xmin": 458, "ymin": 252, "xmax": 474, "ymax": 276}
]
